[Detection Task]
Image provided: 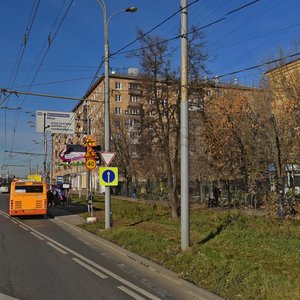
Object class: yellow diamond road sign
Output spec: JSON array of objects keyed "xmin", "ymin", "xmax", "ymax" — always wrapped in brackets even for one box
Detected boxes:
[{"xmin": 99, "ymin": 167, "xmax": 118, "ymax": 186}]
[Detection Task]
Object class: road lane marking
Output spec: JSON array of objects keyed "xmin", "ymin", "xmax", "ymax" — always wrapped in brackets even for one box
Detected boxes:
[
  {"xmin": 30, "ymin": 232, "xmax": 44, "ymax": 240},
  {"xmin": 47, "ymin": 242, "xmax": 68, "ymax": 254},
  {"xmin": 11, "ymin": 219, "xmax": 18, "ymax": 224},
  {"xmin": 72, "ymin": 258, "xmax": 108, "ymax": 279},
  {"xmin": 118, "ymin": 286, "xmax": 146, "ymax": 300},
  {"xmin": 18, "ymin": 224, "xmax": 29, "ymax": 231},
  {"xmin": 0, "ymin": 292, "xmax": 19, "ymax": 299},
  {"xmin": 0, "ymin": 211, "xmax": 161, "ymax": 300}
]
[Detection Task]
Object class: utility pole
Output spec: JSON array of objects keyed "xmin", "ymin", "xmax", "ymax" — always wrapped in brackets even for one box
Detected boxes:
[
  {"xmin": 43, "ymin": 113, "xmax": 47, "ymax": 183},
  {"xmin": 86, "ymin": 117, "xmax": 91, "ymax": 198},
  {"xmin": 103, "ymin": 0, "xmax": 112, "ymax": 229},
  {"xmin": 50, "ymin": 134, "xmax": 54, "ymax": 185},
  {"xmin": 180, "ymin": 0, "xmax": 190, "ymax": 250}
]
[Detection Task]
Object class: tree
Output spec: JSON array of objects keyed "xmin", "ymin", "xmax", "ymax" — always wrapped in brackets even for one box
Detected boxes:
[
  {"xmin": 204, "ymin": 87, "xmax": 272, "ymax": 202},
  {"xmin": 110, "ymin": 114, "xmax": 138, "ymax": 196},
  {"xmin": 263, "ymin": 57, "xmax": 300, "ymax": 214},
  {"xmin": 131, "ymin": 29, "xmax": 208, "ymax": 218}
]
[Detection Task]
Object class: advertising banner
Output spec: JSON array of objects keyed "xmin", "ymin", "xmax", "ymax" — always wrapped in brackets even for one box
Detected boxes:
[{"xmin": 58, "ymin": 145, "xmax": 101, "ymax": 166}]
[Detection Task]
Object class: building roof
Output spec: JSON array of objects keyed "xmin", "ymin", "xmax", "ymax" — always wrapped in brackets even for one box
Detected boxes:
[
  {"xmin": 72, "ymin": 72, "xmax": 257, "ymax": 112},
  {"xmin": 264, "ymin": 57, "xmax": 300, "ymax": 75}
]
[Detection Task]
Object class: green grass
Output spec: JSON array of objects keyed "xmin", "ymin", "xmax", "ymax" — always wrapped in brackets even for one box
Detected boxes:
[{"xmin": 73, "ymin": 194, "xmax": 300, "ymax": 299}]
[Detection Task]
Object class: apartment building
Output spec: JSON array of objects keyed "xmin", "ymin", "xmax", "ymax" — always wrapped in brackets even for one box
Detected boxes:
[
  {"xmin": 51, "ymin": 69, "xmax": 256, "ymax": 192},
  {"xmin": 51, "ymin": 69, "xmax": 142, "ymax": 190}
]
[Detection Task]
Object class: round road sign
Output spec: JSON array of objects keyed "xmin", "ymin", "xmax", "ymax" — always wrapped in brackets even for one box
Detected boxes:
[{"xmin": 85, "ymin": 158, "xmax": 97, "ymax": 170}]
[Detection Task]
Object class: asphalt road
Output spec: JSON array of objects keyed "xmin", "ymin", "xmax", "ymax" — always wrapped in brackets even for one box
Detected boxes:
[{"xmin": 0, "ymin": 193, "xmax": 220, "ymax": 300}]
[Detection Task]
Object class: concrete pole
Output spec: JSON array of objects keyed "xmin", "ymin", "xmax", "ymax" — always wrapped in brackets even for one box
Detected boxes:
[
  {"xmin": 102, "ymin": 0, "xmax": 112, "ymax": 229},
  {"xmin": 50, "ymin": 134, "xmax": 54, "ymax": 185},
  {"xmin": 86, "ymin": 117, "xmax": 91, "ymax": 199},
  {"xmin": 180, "ymin": 0, "xmax": 190, "ymax": 250},
  {"xmin": 43, "ymin": 113, "xmax": 47, "ymax": 183}
]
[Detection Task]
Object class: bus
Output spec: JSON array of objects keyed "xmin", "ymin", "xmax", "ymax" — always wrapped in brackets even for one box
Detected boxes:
[{"xmin": 9, "ymin": 180, "xmax": 47, "ymax": 217}]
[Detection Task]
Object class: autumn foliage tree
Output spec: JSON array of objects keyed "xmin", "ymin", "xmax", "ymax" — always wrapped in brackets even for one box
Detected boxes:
[
  {"xmin": 204, "ymin": 87, "xmax": 272, "ymax": 201},
  {"xmin": 264, "ymin": 59, "xmax": 300, "ymax": 196},
  {"xmin": 131, "ymin": 29, "xmax": 208, "ymax": 218},
  {"xmin": 203, "ymin": 57, "xmax": 300, "ymax": 209}
]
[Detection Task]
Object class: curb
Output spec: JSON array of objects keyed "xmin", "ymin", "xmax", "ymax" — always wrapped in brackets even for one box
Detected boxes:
[{"xmin": 52, "ymin": 215, "xmax": 223, "ymax": 300}]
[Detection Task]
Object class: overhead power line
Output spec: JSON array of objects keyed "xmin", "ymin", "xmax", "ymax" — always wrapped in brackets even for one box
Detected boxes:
[
  {"xmin": 226, "ymin": 0, "xmax": 259, "ymax": 16},
  {"xmin": 8, "ymin": 0, "xmax": 74, "ymax": 159},
  {"xmin": 90, "ymin": 0, "xmax": 201, "ymax": 85},
  {"xmin": 110, "ymin": 0, "xmax": 261, "ymax": 58},
  {"xmin": 4, "ymin": 150, "xmax": 44, "ymax": 156},
  {"xmin": 0, "ymin": 88, "xmax": 98, "ymax": 103},
  {"xmin": 90, "ymin": 0, "xmax": 261, "ymax": 88},
  {"xmin": 210, "ymin": 51, "xmax": 300, "ymax": 80},
  {"xmin": 0, "ymin": 106, "xmax": 21, "ymax": 111},
  {"xmin": 111, "ymin": 0, "xmax": 200, "ymax": 57}
]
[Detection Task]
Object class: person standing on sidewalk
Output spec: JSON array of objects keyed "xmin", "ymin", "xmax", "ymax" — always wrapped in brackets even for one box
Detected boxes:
[
  {"xmin": 87, "ymin": 192, "xmax": 93, "ymax": 213},
  {"xmin": 47, "ymin": 186, "xmax": 55, "ymax": 208}
]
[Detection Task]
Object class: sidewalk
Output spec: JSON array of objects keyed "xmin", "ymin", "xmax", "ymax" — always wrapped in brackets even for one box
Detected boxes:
[{"xmin": 49, "ymin": 204, "xmax": 223, "ymax": 300}]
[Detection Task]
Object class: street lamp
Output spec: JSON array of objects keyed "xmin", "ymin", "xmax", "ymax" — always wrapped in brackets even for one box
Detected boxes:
[{"xmin": 97, "ymin": 0, "xmax": 137, "ymax": 229}]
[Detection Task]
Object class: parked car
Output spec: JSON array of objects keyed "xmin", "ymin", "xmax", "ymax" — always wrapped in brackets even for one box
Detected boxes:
[{"xmin": 0, "ymin": 186, "xmax": 9, "ymax": 193}]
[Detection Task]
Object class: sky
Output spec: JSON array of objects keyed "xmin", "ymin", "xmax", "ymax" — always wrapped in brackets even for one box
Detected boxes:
[{"xmin": 0, "ymin": 0, "xmax": 300, "ymax": 178}]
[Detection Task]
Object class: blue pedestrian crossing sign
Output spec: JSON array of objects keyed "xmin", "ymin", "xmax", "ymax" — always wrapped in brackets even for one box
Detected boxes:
[{"xmin": 99, "ymin": 167, "xmax": 118, "ymax": 186}]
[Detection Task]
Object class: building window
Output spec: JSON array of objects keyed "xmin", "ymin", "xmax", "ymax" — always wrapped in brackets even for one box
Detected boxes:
[
  {"xmin": 115, "ymin": 82, "xmax": 122, "ymax": 90},
  {"xmin": 129, "ymin": 108, "xmax": 139, "ymax": 115},
  {"xmin": 129, "ymin": 82, "xmax": 138, "ymax": 90},
  {"xmin": 130, "ymin": 95, "xmax": 138, "ymax": 102},
  {"xmin": 115, "ymin": 94, "xmax": 122, "ymax": 102},
  {"xmin": 115, "ymin": 107, "xmax": 122, "ymax": 115},
  {"xmin": 114, "ymin": 133, "xmax": 121, "ymax": 140},
  {"xmin": 127, "ymin": 119, "xmax": 135, "ymax": 127},
  {"xmin": 130, "ymin": 132, "xmax": 140, "ymax": 139}
]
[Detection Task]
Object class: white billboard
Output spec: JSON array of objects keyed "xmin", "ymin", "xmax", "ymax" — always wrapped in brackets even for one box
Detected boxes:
[{"xmin": 36, "ymin": 110, "xmax": 75, "ymax": 134}]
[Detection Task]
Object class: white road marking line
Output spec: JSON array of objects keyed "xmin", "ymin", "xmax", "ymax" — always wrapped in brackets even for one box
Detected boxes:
[
  {"xmin": 73, "ymin": 259, "xmax": 161, "ymax": 300},
  {"xmin": 72, "ymin": 258, "xmax": 108, "ymax": 279},
  {"xmin": 118, "ymin": 286, "xmax": 147, "ymax": 300},
  {"xmin": 0, "ymin": 211, "xmax": 160, "ymax": 300},
  {"xmin": 11, "ymin": 219, "xmax": 18, "ymax": 224},
  {"xmin": 30, "ymin": 232, "xmax": 44, "ymax": 240},
  {"xmin": 18, "ymin": 224, "xmax": 29, "ymax": 231},
  {"xmin": 46, "ymin": 242, "xmax": 68, "ymax": 254},
  {"xmin": 0, "ymin": 292, "xmax": 19, "ymax": 299}
]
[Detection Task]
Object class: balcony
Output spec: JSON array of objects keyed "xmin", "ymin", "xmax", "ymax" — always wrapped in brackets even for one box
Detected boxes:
[
  {"xmin": 128, "ymin": 88, "xmax": 143, "ymax": 96},
  {"xmin": 127, "ymin": 101, "xmax": 141, "ymax": 108}
]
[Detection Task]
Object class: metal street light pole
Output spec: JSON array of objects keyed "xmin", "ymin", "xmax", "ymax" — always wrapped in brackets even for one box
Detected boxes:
[{"xmin": 98, "ymin": 1, "xmax": 137, "ymax": 229}]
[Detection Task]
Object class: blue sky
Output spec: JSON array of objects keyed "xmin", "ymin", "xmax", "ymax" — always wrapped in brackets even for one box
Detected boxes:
[{"xmin": 0, "ymin": 0, "xmax": 300, "ymax": 177}]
